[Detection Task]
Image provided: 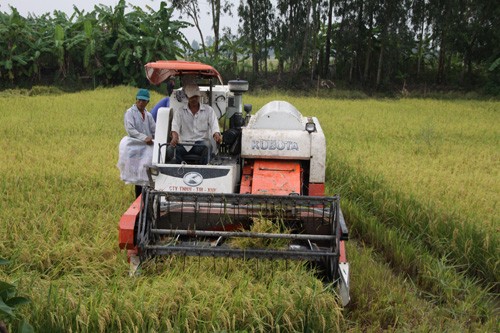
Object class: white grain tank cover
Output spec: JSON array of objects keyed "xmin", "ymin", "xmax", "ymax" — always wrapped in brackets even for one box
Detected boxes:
[
  {"xmin": 250, "ymin": 101, "xmax": 303, "ymax": 130},
  {"xmin": 241, "ymin": 101, "xmax": 311, "ymax": 160}
]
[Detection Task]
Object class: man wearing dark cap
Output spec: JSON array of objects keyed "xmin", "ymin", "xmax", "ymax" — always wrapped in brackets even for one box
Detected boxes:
[
  {"xmin": 121, "ymin": 88, "xmax": 156, "ymax": 197},
  {"xmin": 169, "ymin": 83, "xmax": 222, "ymax": 164}
]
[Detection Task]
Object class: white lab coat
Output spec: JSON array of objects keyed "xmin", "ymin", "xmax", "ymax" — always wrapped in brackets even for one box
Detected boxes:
[{"xmin": 117, "ymin": 104, "xmax": 156, "ymax": 185}]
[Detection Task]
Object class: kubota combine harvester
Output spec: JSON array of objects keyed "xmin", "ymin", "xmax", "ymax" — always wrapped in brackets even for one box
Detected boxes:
[{"xmin": 119, "ymin": 60, "xmax": 350, "ymax": 305}]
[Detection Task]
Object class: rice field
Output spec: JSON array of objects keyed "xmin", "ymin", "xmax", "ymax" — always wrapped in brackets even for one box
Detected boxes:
[{"xmin": 0, "ymin": 86, "xmax": 498, "ymax": 332}]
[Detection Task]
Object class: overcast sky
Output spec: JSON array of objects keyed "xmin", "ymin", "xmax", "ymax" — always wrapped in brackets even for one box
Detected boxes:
[{"xmin": 1, "ymin": 0, "xmax": 238, "ymax": 43}]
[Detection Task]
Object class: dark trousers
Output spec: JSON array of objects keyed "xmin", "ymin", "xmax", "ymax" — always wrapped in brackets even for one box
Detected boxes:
[
  {"xmin": 135, "ymin": 185, "xmax": 142, "ymax": 198},
  {"xmin": 170, "ymin": 140, "xmax": 210, "ymax": 164}
]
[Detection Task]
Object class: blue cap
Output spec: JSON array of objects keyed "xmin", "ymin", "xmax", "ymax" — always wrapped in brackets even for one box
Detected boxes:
[{"xmin": 136, "ymin": 88, "xmax": 150, "ymax": 101}]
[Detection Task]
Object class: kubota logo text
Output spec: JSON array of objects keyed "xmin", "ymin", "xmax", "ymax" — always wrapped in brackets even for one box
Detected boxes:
[{"xmin": 251, "ymin": 140, "xmax": 299, "ymax": 151}]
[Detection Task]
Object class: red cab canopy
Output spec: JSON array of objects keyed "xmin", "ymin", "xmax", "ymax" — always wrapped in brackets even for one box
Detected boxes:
[{"xmin": 144, "ymin": 60, "xmax": 223, "ymax": 85}]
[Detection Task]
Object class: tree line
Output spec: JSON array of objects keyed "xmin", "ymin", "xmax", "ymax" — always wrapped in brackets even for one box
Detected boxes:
[
  {"xmin": 235, "ymin": 0, "xmax": 499, "ymax": 93},
  {"xmin": 1, "ymin": 0, "xmax": 499, "ymax": 94}
]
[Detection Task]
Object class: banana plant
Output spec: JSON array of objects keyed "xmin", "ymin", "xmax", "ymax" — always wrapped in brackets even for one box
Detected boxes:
[
  {"xmin": 218, "ymin": 32, "xmax": 249, "ymax": 75},
  {"xmin": 111, "ymin": 0, "xmax": 189, "ymax": 85},
  {"xmin": 25, "ymin": 14, "xmax": 55, "ymax": 81},
  {"xmin": 0, "ymin": 8, "xmax": 32, "ymax": 81},
  {"xmin": 66, "ymin": 15, "xmax": 98, "ymax": 80},
  {"xmin": 49, "ymin": 10, "xmax": 77, "ymax": 79},
  {"xmin": 0, "ymin": 1, "xmax": 190, "ymax": 86}
]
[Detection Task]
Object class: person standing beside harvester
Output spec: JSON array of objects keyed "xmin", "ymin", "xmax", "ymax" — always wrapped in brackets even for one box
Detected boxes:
[{"xmin": 118, "ymin": 89, "xmax": 156, "ymax": 197}]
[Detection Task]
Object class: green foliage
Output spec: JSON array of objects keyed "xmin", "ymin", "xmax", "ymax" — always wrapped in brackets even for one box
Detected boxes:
[
  {"xmin": 1, "ymin": 0, "xmax": 499, "ymax": 92},
  {"xmin": 0, "ymin": 1, "xmax": 189, "ymax": 88},
  {"xmin": 0, "ymin": 258, "xmax": 33, "ymax": 333}
]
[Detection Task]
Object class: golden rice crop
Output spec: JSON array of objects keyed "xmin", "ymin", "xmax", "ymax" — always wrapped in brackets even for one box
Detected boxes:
[
  {"xmin": 228, "ymin": 216, "xmax": 291, "ymax": 249},
  {"xmin": 247, "ymin": 95, "xmax": 498, "ymax": 229},
  {"xmin": 247, "ymin": 94, "xmax": 499, "ymax": 284},
  {"xmin": 1, "ymin": 87, "xmax": 345, "ymax": 332},
  {"xmin": 1, "ymin": 87, "xmax": 497, "ymax": 332}
]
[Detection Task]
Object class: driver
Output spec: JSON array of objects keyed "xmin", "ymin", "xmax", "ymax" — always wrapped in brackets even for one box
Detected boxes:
[{"xmin": 169, "ymin": 83, "xmax": 222, "ymax": 164}]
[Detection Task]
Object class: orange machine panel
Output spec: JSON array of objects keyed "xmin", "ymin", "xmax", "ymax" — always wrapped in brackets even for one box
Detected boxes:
[
  {"xmin": 239, "ymin": 162, "xmax": 254, "ymax": 194},
  {"xmin": 119, "ymin": 195, "xmax": 142, "ymax": 250},
  {"xmin": 251, "ymin": 160, "xmax": 302, "ymax": 195}
]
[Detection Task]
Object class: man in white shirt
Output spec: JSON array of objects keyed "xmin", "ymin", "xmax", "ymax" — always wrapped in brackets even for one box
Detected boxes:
[{"xmin": 169, "ymin": 83, "xmax": 222, "ymax": 164}]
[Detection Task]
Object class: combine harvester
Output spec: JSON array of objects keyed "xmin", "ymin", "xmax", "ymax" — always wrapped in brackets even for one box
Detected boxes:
[{"xmin": 119, "ymin": 60, "xmax": 350, "ymax": 305}]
